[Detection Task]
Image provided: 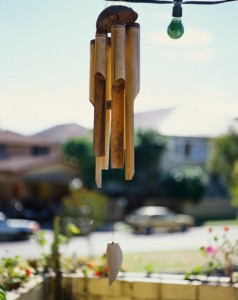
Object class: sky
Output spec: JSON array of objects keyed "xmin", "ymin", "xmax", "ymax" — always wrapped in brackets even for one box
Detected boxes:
[{"xmin": 0, "ymin": 0, "xmax": 238, "ymax": 135}]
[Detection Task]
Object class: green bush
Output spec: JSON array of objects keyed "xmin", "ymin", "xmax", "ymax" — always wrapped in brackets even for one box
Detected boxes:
[
  {"xmin": 0, "ymin": 289, "xmax": 6, "ymax": 300},
  {"xmin": 0, "ymin": 256, "xmax": 34, "ymax": 291},
  {"xmin": 161, "ymin": 165, "xmax": 208, "ymax": 204},
  {"xmin": 60, "ymin": 188, "xmax": 108, "ymax": 235}
]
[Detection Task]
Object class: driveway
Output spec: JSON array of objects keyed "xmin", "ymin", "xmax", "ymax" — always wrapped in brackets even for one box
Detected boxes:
[{"xmin": 0, "ymin": 224, "xmax": 236, "ymax": 259}]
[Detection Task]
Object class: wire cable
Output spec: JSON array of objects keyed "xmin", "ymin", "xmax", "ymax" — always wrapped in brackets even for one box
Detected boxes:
[{"xmin": 105, "ymin": 0, "xmax": 238, "ymax": 4}]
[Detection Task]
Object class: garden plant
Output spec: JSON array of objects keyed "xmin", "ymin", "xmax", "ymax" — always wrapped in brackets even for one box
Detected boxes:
[{"xmin": 185, "ymin": 226, "xmax": 238, "ymax": 284}]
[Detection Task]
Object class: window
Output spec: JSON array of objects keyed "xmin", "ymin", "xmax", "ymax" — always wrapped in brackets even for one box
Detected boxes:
[
  {"xmin": 31, "ymin": 146, "xmax": 49, "ymax": 156},
  {"xmin": 172, "ymin": 138, "xmax": 207, "ymax": 163},
  {"xmin": 0, "ymin": 144, "xmax": 6, "ymax": 159},
  {"xmin": 184, "ymin": 142, "xmax": 191, "ymax": 158}
]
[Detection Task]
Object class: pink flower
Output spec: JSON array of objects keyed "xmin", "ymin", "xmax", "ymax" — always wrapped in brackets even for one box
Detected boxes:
[
  {"xmin": 205, "ymin": 246, "xmax": 218, "ymax": 255},
  {"xmin": 223, "ymin": 226, "xmax": 229, "ymax": 232},
  {"xmin": 208, "ymin": 227, "xmax": 213, "ymax": 233}
]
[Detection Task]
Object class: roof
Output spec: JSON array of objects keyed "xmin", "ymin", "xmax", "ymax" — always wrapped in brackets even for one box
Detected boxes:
[
  {"xmin": 0, "ymin": 154, "xmax": 62, "ymax": 175},
  {"xmin": 135, "ymin": 103, "xmax": 238, "ymax": 138},
  {"xmin": 33, "ymin": 123, "xmax": 90, "ymax": 144},
  {"xmin": 135, "ymin": 107, "xmax": 174, "ymax": 131},
  {"xmin": 0, "ymin": 130, "xmax": 55, "ymax": 146},
  {"xmin": 0, "ymin": 153, "xmax": 78, "ymax": 183}
]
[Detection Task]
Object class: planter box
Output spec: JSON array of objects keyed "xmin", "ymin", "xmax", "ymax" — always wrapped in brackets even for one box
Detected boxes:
[
  {"xmin": 63, "ymin": 274, "xmax": 238, "ymax": 300},
  {"xmin": 6, "ymin": 276, "xmax": 52, "ymax": 300},
  {"xmin": 6, "ymin": 274, "xmax": 238, "ymax": 300}
]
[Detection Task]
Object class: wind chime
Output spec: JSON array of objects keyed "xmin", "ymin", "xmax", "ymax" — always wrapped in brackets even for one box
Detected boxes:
[
  {"xmin": 89, "ymin": 5, "xmax": 140, "ymax": 189},
  {"xmin": 89, "ymin": 4, "xmax": 140, "ymax": 286}
]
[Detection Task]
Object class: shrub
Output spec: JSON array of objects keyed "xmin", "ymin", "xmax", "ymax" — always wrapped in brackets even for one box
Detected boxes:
[
  {"xmin": 0, "ymin": 256, "xmax": 34, "ymax": 291},
  {"xmin": 185, "ymin": 226, "xmax": 238, "ymax": 284}
]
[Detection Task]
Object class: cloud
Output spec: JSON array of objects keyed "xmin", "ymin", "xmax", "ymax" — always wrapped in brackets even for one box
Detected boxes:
[
  {"xmin": 135, "ymin": 88, "xmax": 238, "ymax": 137},
  {"xmin": 0, "ymin": 88, "xmax": 94, "ymax": 134},
  {"xmin": 135, "ymin": 85, "xmax": 237, "ymax": 114},
  {"xmin": 149, "ymin": 27, "xmax": 214, "ymax": 47},
  {"xmin": 148, "ymin": 27, "xmax": 216, "ymax": 62},
  {"xmin": 188, "ymin": 48, "xmax": 216, "ymax": 62}
]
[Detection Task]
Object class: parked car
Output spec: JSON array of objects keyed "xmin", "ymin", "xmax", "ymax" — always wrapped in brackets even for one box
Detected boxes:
[
  {"xmin": 125, "ymin": 206, "xmax": 194, "ymax": 234},
  {"xmin": 0, "ymin": 212, "xmax": 40, "ymax": 241}
]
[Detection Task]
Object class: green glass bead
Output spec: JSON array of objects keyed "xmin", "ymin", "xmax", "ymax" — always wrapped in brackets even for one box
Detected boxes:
[{"xmin": 167, "ymin": 18, "xmax": 184, "ymax": 39}]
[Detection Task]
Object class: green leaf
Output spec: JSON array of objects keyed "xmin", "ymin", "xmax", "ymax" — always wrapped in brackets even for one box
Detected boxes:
[
  {"xmin": 66, "ymin": 223, "xmax": 80, "ymax": 235},
  {"xmin": 0, "ymin": 289, "xmax": 6, "ymax": 300}
]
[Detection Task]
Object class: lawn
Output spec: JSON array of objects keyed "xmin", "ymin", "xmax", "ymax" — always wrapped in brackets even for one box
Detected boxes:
[
  {"xmin": 203, "ymin": 219, "xmax": 238, "ymax": 226},
  {"xmin": 122, "ymin": 249, "xmax": 207, "ymax": 274},
  {"xmin": 121, "ymin": 221, "xmax": 238, "ymax": 274}
]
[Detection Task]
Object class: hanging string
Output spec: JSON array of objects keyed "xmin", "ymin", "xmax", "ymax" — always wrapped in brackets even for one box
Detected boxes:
[{"xmin": 112, "ymin": 169, "xmax": 115, "ymax": 243}]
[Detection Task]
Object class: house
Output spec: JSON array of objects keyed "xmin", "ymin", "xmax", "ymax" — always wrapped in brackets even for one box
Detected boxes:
[
  {"xmin": 32, "ymin": 123, "xmax": 90, "ymax": 144},
  {"xmin": 0, "ymin": 124, "xmax": 89, "ymax": 220},
  {"xmin": 135, "ymin": 105, "xmax": 237, "ymax": 170},
  {"xmin": 135, "ymin": 105, "xmax": 238, "ymax": 221}
]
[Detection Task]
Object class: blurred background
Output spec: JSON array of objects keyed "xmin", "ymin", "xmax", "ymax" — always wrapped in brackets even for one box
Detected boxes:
[{"xmin": 0, "ymin": 0, "xmax": 238, "ymax": 275}]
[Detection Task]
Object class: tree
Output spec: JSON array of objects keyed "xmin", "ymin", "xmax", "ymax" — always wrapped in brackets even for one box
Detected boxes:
[
  {"xmin": 209, "ymin": 128, "xmax": 238, "ymax": 185},
  {"xmin": 133, "ymin": 129, "xmax": 167, "ymax": 196},
  {"xmin": 98, "ymin": 129, "xmax": 167, "ymax": 199},
  {"xmin": 231, "ymin": 161, "xmax": 238, "ymax": 206},
  {"xmin": 60, "ymin": 187, "xmax": 108, "ymax": 235},
  {"xmin": 63, "ymin": 129, "xmax": 167, "ymax": 195},
  {"xmin": 208, "ymin": 128, "xmax": 238, "ymax": 206},
  {"xmin": 63, "ymin": 137, "xmax": 95, "ymax": 188},
  {"xmin": 160, "ymin": 165, "xmax": 208, "ymax": 209}
]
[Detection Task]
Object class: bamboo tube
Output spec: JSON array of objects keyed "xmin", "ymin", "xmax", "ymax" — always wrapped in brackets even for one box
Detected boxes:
[
  {"xmin": 111, "ymin": 25, "xmax": 126, "ymax": 83},
  {"xmin": 89, "ymin": 39, "xmax": 95, "ymax": 105},
  {"xmin": 94, "ymin": 72, "xmax": 106, "ymax": 157},
  {"xmin": 126, "ymin": 23, "xmax": 140, "ymax": 100},
  {"xmin": 96, "ymin": 157, "xmax": 102, "ymax": 188},
  {"xmin": 124, "ymin": 99, "xmax": 134, "ymax": 180},
  {"xmin": 94, "ymin": 71, "xmax": 105, "ymax": 186},
  {"xmin": 125, "ymin": 23, "xmax": 140, "ymax": 180},
  {"xmin": 102, "ymin": 109, "xmax": 111, "ymax": 170},
  {"xmin": 106, "ymin": 38, "xmax": 112, "ymax": 102},
  {"xmin": 111, "ymin": 25, "xmax": 126, "ymax": 169},
  {"xmin": 102, "ymin": 38, "xmax": 112, "ymax": 170},
  {"xmin": 95, "ymin": 33, "xmax": 107, "ymax": 78},
  {"xmin": 93, "ymin": 33, "xmax": 107, "ymax": 158},
  {"xmin": 111, "ymin": 78, "xmax": 125, "ymax": 168}
]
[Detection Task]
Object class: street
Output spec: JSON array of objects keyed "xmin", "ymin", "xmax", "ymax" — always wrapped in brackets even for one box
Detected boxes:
[{"xmin": 0, "ymin": 224, "xmax": 237, "ymax": 259}]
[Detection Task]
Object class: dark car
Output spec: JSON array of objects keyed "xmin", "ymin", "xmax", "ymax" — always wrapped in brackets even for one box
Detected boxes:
[
  {"xmin": 125, "ymin": 206, "xmax": 194, "ymax": 234},
  {"xmin": 0, "ymin": 212, "xmax": 40, "ymax": 241}
]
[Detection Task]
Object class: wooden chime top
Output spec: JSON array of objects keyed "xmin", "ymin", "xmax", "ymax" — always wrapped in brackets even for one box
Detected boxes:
[{"xmin": 96, "ymin": 5, "xmax": 138, "ymax": 33}]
